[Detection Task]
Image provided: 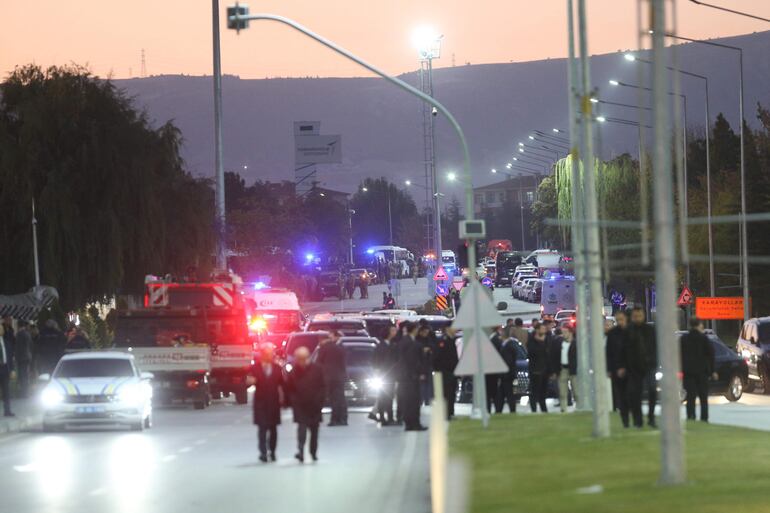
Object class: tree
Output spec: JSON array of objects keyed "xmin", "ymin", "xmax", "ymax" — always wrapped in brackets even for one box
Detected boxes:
[
  {"xmin": 530, "ymin": 175, "xmax": 560, "ymax": 248},
  {"xmin": 0, "ymin": 64, "xmax": 214, "ymax": 309},
  {"xmin": 349, "ymin": 178, "xmax": 421, "ymax": 255}
]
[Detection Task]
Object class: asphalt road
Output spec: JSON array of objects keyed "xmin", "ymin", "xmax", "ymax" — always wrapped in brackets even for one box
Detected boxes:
[
  {"xmin": 302, "ymin": 277, "xmax": 539, "ymax": 319},
  {"xmin": 0, "ymin": 400, "xmax": 430, "ymax": 513},
  {"xmin": 302, "ymin": 277, "xmax": 432, "ymax": 316}
]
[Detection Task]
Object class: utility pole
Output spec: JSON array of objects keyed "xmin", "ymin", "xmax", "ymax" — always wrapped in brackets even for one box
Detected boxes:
[
  {"xmin": 31, "ymin": 199, "xmax": 40, "ymax": 287},
  {"xmin": 212, "ymin": 0, "xmax": 227, "ymax": 270},
  {"xmin": 566, "ymin": 0, "xmax": 591, "ymax": 411},
  {"xmin": 651, "ymin": 0, "xmax": 686, "ymax": 485},
  {"xmin": 577, "ymin": 0, "xmax": 610, "ymax": 436}
]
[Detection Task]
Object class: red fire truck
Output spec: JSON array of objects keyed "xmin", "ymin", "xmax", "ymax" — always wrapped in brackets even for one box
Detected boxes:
[{"xmin": 113, "ymin": 276, "xmax": 254, "ymax": 407}]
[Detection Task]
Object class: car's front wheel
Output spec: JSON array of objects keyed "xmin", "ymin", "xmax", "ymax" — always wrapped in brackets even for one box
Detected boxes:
[{"xmin": 725, "ymin": 374, "xmax": 744, "ymax": 402}]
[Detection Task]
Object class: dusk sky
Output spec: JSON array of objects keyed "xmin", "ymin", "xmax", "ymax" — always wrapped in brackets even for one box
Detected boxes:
[{"xmin": 1, "ymin": 1, "xmax": 767, "ymax": 80}]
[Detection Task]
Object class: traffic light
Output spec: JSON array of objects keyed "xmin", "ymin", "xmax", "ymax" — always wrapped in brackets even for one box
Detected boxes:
[{"xmin": 227, "ymin": 4, "xmax": 250, "ymax": 31}]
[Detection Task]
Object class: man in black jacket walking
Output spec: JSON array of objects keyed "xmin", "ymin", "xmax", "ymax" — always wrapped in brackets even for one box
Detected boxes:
[
  {"xmin": 606, "ymin": 310, "xmax": 630, "ymax": 426},
  {"xmin": 680, "ymin": 318, "xmax": 716, "ymax": 422},
  {"xmin": 287, "ymin": 347, "xmax": 325, "ymax": 462},
  {"xmin": 316, "ymin": 331, "xmax": 348, "ymax": 426},
  {"xmin": 626, "ymin": 308, "xmax": 658, "ymax": 428},
  {"xmin": 247, "ymin": 345, "xmax": 284, "ymax": 462},
  {"xmin": 527, "ymin": 323, "xmax": 552, "ymax": 413}
]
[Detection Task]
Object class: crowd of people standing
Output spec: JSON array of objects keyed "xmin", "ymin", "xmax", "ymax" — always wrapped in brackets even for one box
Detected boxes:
[{"xmin": 0, "ymin": 316, "xmax": 92, "ymax": 418}]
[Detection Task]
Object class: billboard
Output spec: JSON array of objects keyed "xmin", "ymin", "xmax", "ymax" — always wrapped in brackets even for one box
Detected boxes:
[
  {"xmin": 695, "ymin": 297, "xmax": 747, "ymax": 320},
  {"xmin": 295, "ymin": 135, "xmax": 342, "ymax": 164}
]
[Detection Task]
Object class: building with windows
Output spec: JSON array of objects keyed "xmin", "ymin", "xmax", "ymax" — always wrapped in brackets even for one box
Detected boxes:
[
  {"xmin": 473, "ymin": 175, "xmax": 539, "ymax": 216},
  {"xmin": 472, "ymin": 174, "xmax": 542, "ymax": 251}
]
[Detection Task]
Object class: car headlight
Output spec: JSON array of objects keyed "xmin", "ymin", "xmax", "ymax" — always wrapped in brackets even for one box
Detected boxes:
[
  {"xmin": 41, "ymin": 388, "xmax": 64, "ymax": 408},
  {"xmin": 117, "ymin": 384, "xmax": 146, "ymax": 405},
  {"xmin": 367, "ymin": 376, "xmax": 384, "ymax": 391},
  {"xmin": 655, "ymin": 371, "xmax": 663, "ymax": 381},
  {"xmin": 285, "ymin": 363, "xmax": 293, "ymax": 372}
]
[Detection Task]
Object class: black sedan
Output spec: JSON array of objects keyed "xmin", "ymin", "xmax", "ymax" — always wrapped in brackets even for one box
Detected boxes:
[{"xmin": 339, "ymin": 337, "xmax": 381, "ymax": 405}]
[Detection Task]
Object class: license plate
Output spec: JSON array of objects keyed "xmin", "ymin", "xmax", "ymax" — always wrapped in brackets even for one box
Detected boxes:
[
  {"xmin": 344, "ymin": 390, "xmax": 354, "ymax": 398},
  {"xmin": 75, "ymin": 406, "xmax": 105, "ymax": 414}
]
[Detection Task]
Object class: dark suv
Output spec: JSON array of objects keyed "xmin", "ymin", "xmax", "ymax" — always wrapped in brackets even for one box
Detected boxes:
[{"xmin": 736, "ymin": 318, "xmax": 770, "ymax": 393}]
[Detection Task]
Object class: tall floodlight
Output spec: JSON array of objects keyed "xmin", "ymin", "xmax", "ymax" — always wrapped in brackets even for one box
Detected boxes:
[{"xmin": 413, "ymin": 26, "xmax": 443, "ymax": 275}]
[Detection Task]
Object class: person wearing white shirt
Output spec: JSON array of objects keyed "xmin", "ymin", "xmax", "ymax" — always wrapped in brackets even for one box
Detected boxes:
[{"xmin": 556, "ymin": 327, "xmax": 577, "ymax": 413}]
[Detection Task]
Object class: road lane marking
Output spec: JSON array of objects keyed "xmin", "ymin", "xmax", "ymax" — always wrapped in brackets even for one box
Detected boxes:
[
  {"xmin": 383, "ymin": 432, "xmax": 418, "ymax": 513},
  {"xmin": 161, "ymin": 455, "xmax": 177, "ymax": 462},
  {"xmin": 178, "ymin": 446, "xmax": 193, "ymax": 453},
  {"xmin": 194, "ymin": 438, "xmax": 207, "ymax": 445}
]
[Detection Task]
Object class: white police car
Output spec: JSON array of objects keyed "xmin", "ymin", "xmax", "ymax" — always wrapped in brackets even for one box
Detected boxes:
[{"xmin": 39, "ymin": 351, "xmax": 153, "ymax": 432}]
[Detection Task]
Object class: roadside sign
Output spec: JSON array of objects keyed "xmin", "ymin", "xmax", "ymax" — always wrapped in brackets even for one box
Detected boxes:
[
  {"xmin": 454, "ymin": 329, "xmax": 509, "ymax": 376},
  {"xmin": 435, "ymin": 284, "xmax": 448, "ymax": 297},
  {"xmin": 435, "ymin": 295, "xmax": 448, "ymax": 311},
  {"xmin": 695, "ymin": 297, "xmax": 747, "ymax": 320},
  {"xmin": 295, "ymin": 134, "xmax": 342, "ymax": 164},
  {"xmin": 481, "ymin": 276, "xmax": 493, "ymax": 288},
  {"xmin": 452, "ymin": 281, "xmax": 464, "ymax": 292},
  {"xmin": 434, "ymin": 267, "xmax": 449, "ymax": 281},
  {"xmin": 677, "ymin": 286, "xmax": 694, "ymax": 307}
]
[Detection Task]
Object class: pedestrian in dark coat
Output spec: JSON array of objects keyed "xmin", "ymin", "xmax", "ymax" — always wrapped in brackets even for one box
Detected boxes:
[
  {"xmin": 399, "ymin": 321, "xmax": 427, "ymax": 431},
  {"xmin": 247, "ymin": 345, "xmax": 284, "ymax": 462},
  {"xmin": 626, "ymin": 307, "xmax": 658, "ymax": 428},
  {"xmin": 373, "ymin": 325, "xmax": 398, "ymax": 424},
  {"xmin": 527, "ymin": 323, "xmax": 552, "ymax": 413},
  {"xmin": 606, "ymin": 311, "xmax": 631, "ymax": 426},
  {"xmin": 680, "ymin": 318, "xmax": 716, "ymax": 422},
  {"xmin": 416, "ymin": 323, "xmax": 435, "ymax": 405},
  {"xmin": 286, "ymin": 347, "xmax": 325, "ymax": 463},
  {"xmin": 433, "ymin": 327, "xmax": 459, "ymax": 419},
  {"xmin": 316, "ymin": 331, "xmax": 348, "ymax": 426},
  {"xmin": 35, "ymin": 320, "xmax": 66, "ymax": 375},
  {"xmin": 486, "ymin": 326, "xmax": 505, "ymax": 413},
  {"xmin": 14, "ymin": 320, "xmax": 33, "ymax": 398},
  {"xmin": 497, "ymin": 335, "xmax": 518, "ymax": 413},
  {"xmin": 0, "ymin": 324, "xmax": 13, "ymax": 417}
]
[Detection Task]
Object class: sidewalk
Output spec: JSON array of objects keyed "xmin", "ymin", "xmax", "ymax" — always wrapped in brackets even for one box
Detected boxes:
[{"xmin": 0, "ymin": 397, "xmax": 41, "ymax": 434}]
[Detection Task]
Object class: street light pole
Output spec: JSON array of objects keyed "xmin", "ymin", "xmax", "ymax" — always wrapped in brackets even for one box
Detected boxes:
[
  {"xmin": 566, "ymin": 0, "xmax": 590, "ymax": 411},
  {"xmin": 31, "ymin": 198, "xmax": 40, "ymax": 287},
  {"xmin": 387, "ymin": 186, "xmax": 393, "ymax": 246},
  {"xmin": 624, "ymin": 55, "xmax": 715, "ymax": 297},
  {"xmin": 665, "ymin": 32, "xmax": 748, "ymax": 320},
  {"xmin": 577, "ymin": 0, "xmax": 610, "ymax": 437},
  {"xmin": 652, "ymin": 4, "xmax": 686, "ymax": 485},
  {"xmin": 212, "ymin": 0, "xmax": 227, "ymax": 270}
]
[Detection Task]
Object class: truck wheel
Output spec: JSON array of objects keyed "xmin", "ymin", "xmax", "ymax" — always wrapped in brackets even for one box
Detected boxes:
[{"xmin": 235, "ymin": 389, "xmax": 248, "ymax": 405}]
